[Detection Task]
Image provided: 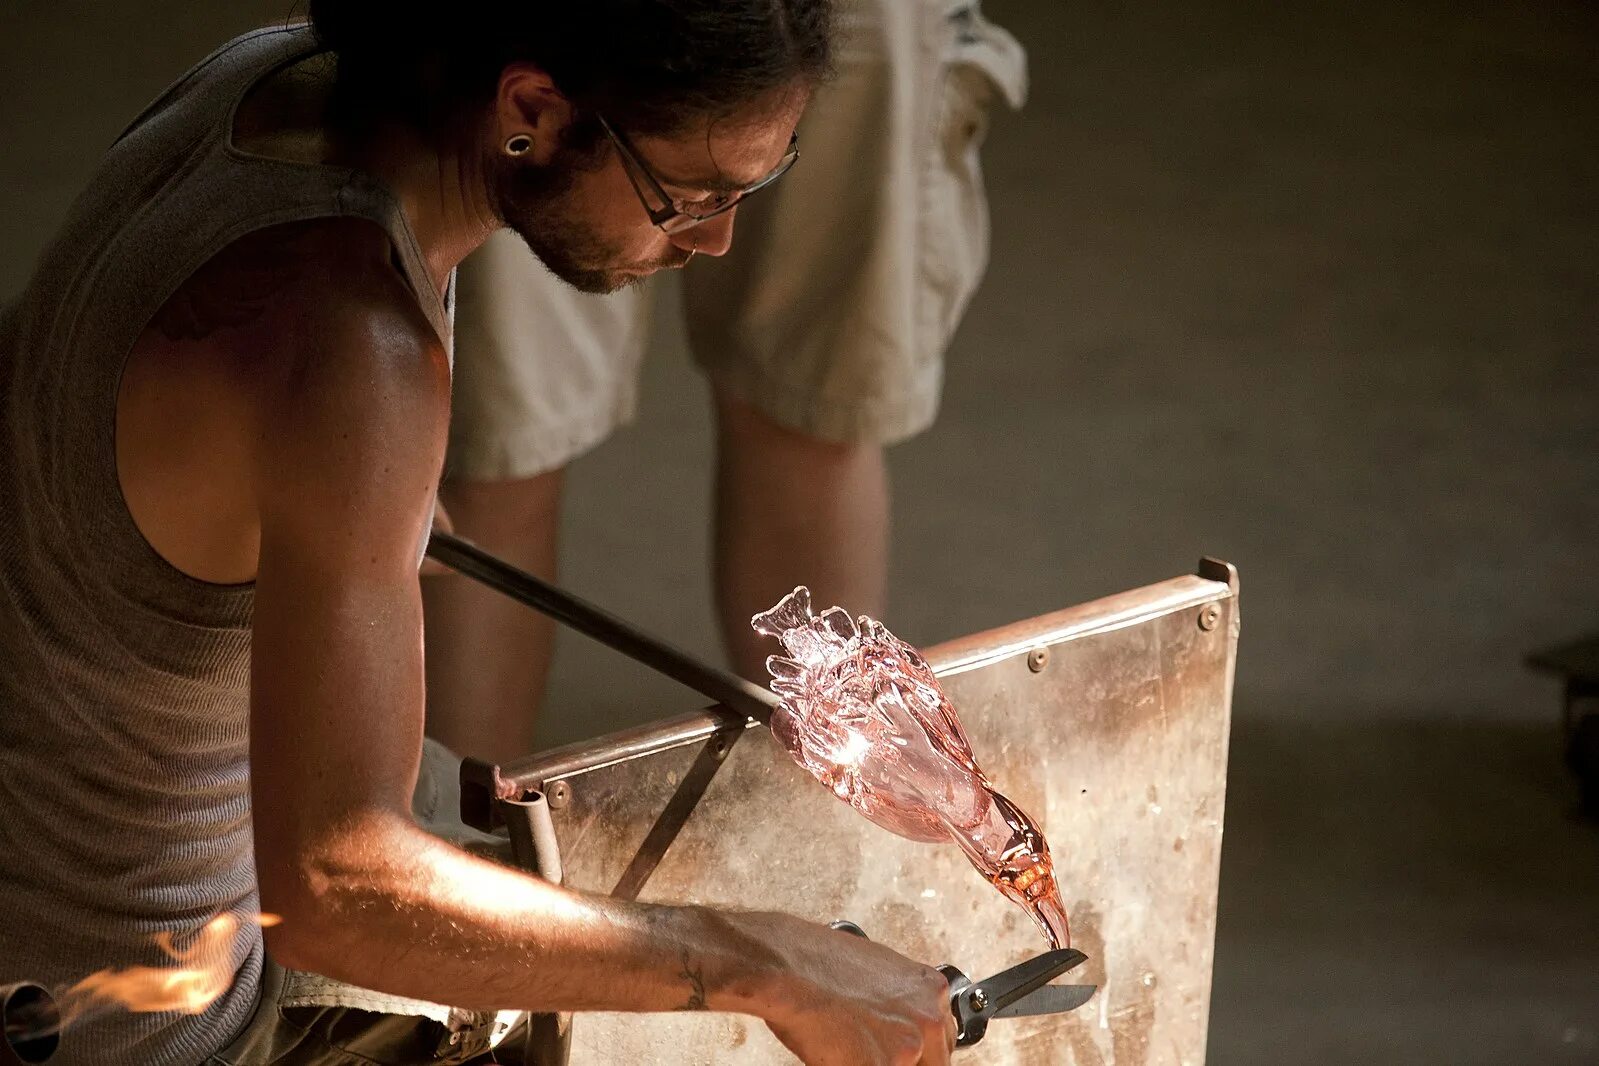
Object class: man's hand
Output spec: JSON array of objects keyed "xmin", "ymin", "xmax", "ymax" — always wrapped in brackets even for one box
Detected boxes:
[{"xmin": 730, "ymin": 912, "xmax": 957, "ymax": 1066}]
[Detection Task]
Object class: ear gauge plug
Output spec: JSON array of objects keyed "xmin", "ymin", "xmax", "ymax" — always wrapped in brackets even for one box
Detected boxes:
[{"xmin": 504, "ymin": 134, "xmax": 533, "ymax": 156}]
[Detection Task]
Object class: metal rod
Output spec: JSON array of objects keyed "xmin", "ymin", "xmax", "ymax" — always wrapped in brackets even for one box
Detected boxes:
[
  {"xmin": 495, "ymin": 797, "xmax": 572, "ymax": 1066},
  {"xmin": 426, "ymin": 532, "xmax": 776, "ymax": 727},
  {"xmin": 501, "ymin": 793, "xmax": 564, "ymax": 886},
  {"xmin": 611, "ymin": 727, "xmax": 741, "ymax": 901}
]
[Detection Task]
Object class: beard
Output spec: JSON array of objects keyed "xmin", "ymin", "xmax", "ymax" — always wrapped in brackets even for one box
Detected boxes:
[{"xmin": 489, "ymin": 143, "xmax": 688, "ymax": 295}]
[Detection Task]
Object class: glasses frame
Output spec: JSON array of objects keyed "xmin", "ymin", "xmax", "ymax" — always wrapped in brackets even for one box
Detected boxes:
[{"xmin": 598, "ymin": 114, "xmax": 799, "ymax": 235}]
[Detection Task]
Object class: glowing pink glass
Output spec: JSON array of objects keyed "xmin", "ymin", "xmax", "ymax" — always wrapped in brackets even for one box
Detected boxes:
[{"xmin": 754, "ymin": 588, "xmax": 1070, "ymax": 949}]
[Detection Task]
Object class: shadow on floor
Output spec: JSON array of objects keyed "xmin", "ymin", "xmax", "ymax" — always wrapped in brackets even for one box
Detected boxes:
[{"xmin": 1211, "ymin": 713, "xmax": 1599, "ymax": 1064}]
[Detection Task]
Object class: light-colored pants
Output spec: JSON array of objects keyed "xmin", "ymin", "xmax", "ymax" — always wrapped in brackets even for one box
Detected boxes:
[{"xmin": 445, "ymin": 0, "xmax": 1026, "ymax": 483}]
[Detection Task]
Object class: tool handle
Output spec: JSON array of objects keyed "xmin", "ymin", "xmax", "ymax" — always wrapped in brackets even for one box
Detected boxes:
[{"xmin": 938, "ymin": 964, "xmax": 988, "ymax": 1047}]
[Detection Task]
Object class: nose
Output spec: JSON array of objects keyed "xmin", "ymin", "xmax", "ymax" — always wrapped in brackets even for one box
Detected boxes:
[{"xmin": 670, "ymin": 208, "xmax": 737, "ymax": 258}]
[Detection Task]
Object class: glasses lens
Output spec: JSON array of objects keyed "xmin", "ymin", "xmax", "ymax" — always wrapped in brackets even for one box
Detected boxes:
[
  {"xmin": 704, "ymin": 142, "xmax": 797, "ymax": 212},
  {"xmin": 658, "ymin": 210, "xmax": 714, "ymax": 235},
  {"xmin": 678, "ymin": 193, "xmax": 739, "ymax": 221},
  {"xmin": 666, "ymin": 142, "xmax": 799, "ymax": 230}
]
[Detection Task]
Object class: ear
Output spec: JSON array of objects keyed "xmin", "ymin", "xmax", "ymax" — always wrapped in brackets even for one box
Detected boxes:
[{"xmin": 494, "ymin": 63, "xmax": 574, "ymax": 165}]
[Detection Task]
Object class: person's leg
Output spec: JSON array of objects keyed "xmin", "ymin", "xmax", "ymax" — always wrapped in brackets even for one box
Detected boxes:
[
  {"xmin": 422, "ymin": 471, "xmax": 564, "ymax": 761},
  {"xmin": 424, "ymin": 230, "xmax": 651, "ymax": 760},
  {"xmin": 711, "ymin": 387, "xmax": 888, "ymax": 679},
  {"xmin": 685, "ymin": 0, "xmax": 1027, "ymax": 674}
]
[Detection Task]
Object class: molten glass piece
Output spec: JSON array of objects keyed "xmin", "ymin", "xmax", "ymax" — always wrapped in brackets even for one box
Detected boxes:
[{"xmin": 754, "ymin": 588, "xmax": 1070, "ymax": 948}]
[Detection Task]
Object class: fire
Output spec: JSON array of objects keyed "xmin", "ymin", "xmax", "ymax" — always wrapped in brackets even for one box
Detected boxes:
[{"xmin": 60, "ymin": 913, "xmax": 280, "ymax": 1020}]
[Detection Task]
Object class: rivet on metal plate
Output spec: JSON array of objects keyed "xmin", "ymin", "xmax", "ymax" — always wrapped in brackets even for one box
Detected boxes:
[
  {"xmin": 1027, "ymin": 647, "xmax": 1050, "ymax": 672},
  {"xmin": 968, "ymin": 987, "xmax": 989, "ymax": 1012},
  {"xmin": 1198, "ymin": 603, "xmax": 1221, "ymax": 631},
  {"xmin": 547, "ymin": 780, "xmax": 572, "ymax": 809}
]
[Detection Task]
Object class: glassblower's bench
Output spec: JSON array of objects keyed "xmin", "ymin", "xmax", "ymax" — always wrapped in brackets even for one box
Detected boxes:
[{"xmin": 434, "ymin": 534, "xmax": 1241, "ymax": 1066}]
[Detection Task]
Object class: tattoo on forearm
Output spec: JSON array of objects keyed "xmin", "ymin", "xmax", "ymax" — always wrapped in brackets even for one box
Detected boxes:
[{"xmin": 675, "ymin": 952, "xmax": 707, "ymax": 1011}]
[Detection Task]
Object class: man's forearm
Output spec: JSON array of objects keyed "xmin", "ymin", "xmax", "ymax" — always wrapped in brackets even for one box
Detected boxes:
[{"xmin": 267, "ymin": 807, "xmax": 781, "ymax": 1017}]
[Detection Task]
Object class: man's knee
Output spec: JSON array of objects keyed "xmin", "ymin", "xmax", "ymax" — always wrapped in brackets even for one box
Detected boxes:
[
  {"xmin": 711, "ymin": 384, "xmax": 876, "ymax": 463},
  {"xmin": 438, "ymin": 469, "xmax": 566, "ymax": 546}
]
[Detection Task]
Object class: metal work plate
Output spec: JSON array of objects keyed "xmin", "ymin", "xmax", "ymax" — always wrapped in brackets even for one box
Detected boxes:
[{"xmin": 532, "ymin": 565, "xmax": 1238, "ymax": 1065}]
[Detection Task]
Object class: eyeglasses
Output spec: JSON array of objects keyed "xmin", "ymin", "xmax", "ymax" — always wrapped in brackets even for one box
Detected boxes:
[{"xmin": 598, "ymin": 114, "xmax": 799, "ymax": 235}]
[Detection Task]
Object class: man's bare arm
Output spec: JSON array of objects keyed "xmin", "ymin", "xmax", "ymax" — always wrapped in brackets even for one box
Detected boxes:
[
  {"xmin": 245, "ymin": 237, "xmax": 753, "ymax": 1013},
  {"xmin": 241, "ymin": 223, "xmax": 952, "ymax": 1062}
]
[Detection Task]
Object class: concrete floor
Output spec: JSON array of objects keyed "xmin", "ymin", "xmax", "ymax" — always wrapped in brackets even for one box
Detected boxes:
[{"xmin": 4, "ymin": 1, "xmax": 1597, "ymax": 1062}]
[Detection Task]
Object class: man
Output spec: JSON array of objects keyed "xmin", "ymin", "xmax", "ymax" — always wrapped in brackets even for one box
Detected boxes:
[
  {"xmin": 0, "ymin": 5, "xmax": 955, "ymax": 1064},
  {"xmin": 424, "ymin": 0, "xmax": 1027, "ymax": 761}
]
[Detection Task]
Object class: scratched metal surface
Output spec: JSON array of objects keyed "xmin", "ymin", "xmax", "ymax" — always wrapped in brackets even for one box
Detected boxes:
[{"xmin": 547, "ymin": 565, "xmax": 1238, "ymax": 1065}]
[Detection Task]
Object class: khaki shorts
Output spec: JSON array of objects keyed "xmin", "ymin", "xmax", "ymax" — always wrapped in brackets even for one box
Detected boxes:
[
  {"xmin": 207, "ymin": 741, "xmax": 529, "ymax": 1065},
  {"xmin": 445, "ymin": 0, "xmax": 1026, "ymax": 482}
]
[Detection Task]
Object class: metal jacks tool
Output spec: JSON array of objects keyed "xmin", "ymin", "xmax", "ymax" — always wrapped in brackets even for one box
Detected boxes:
[
  {"xmin": 829, "ymin": 921, "xmax": 1096, "ymax": 1048},
  {"xmin": 425, "ymin": 532, "xmax": 777, "ymax": 726}
]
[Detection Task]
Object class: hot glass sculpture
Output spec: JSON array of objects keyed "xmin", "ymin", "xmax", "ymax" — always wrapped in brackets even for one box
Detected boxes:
[{"xmin": 754, "ymin": 588, "xmax": 1070, "ymax": 948}]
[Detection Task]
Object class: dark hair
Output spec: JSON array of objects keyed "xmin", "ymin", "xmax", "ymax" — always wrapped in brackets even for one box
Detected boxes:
[{"xmin": 308, "ymin": 0, "xmax": 833, "ymax": 139}]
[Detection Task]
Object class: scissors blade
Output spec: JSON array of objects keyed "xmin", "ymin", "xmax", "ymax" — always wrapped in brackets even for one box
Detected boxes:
[
  {"xmin": 970, "ymin": 948, "xmax": 1089, "ymax": 1014},
  {"xmin": 990, "ymin": 983, "xmax": 1098, "ymax": 1018}
]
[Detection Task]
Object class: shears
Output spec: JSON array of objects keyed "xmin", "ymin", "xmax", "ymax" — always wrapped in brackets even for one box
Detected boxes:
[{"xmin": 829, "ymin": 920, "xmax": 1096, "ymax": 1048}]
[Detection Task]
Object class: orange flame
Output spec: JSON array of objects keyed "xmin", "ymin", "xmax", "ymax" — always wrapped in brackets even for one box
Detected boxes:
[{"xmin": 60, "ymin": 913, "xmax": 280, "ymax": 1020}]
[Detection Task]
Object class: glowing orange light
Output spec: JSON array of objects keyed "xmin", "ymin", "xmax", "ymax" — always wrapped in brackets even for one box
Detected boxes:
[{"xmin": 60, "ymin": 913, "xmax": 280, "ymax": 1021}]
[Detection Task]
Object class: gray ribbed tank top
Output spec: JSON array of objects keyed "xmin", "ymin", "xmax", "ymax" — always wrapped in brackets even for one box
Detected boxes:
[{"xmin": 0, "ymin": 25, "xmax": 451, "ymax": 1065}]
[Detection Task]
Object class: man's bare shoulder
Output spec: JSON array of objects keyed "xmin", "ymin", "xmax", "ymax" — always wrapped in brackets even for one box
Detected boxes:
[
  {"xmin": 152, "ymin": 216, "xmax": 439, "ymax": 358},
  {"xmin": 117, "ymin": 218, "xmax": 448, "ymax": 583},
  {"xmin": 218, "ymin": 219, "xmax": 451, "ymax": 562},
  {"xmin": 149, "ymin": 215, "xmax": 449, "ymax": 429},
  {"xmin": 207, "ymin": 220, "xmax": 450, "ymax": 468}
]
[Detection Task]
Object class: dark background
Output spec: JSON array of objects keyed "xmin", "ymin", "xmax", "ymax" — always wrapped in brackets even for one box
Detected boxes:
[{"xmin": 3, "ymin": 1, "xmax": 1596, "ymax": 1061}]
